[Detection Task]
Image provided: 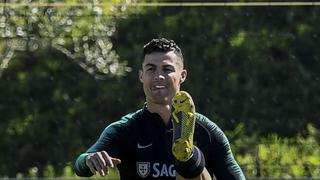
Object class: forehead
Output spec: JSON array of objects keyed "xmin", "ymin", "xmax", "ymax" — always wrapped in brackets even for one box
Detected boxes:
[{"xmin": 143, "ymin": 51, "xmax": 182, "ymax": 67}]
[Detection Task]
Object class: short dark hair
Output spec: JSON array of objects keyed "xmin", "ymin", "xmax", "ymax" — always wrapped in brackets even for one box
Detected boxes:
[{"xmin": 143, "ymin": 38, "xmax": 184, "ymax": 63}]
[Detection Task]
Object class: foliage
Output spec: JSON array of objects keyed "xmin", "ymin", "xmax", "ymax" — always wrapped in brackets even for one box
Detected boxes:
[
  {"xmin": 0, "ymin": 1, "xmax": 137, "ymax": 177},
  {"xmin": 0, "ymin": 0, "xmax": 129, "ymax": 79},
  {"xmin": 112, "ymin": 5, "xmax": 320, "ymax": 136},
  {"xmin": 1, "ymin": 0, "xmax": 320, "ymax": 178},
  {"xmin": 228, "ymin": 124, "xmax": 320, "ymax": 177}
]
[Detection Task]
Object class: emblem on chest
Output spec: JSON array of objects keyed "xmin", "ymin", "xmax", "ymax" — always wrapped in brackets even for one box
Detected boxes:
[
  {"xmin": 136, "ymin": 162, "xmax": 175, "ymax": 178},
  {"xmin": 136, "ymin": 162, "xmax": 150, "ymax": 178}
]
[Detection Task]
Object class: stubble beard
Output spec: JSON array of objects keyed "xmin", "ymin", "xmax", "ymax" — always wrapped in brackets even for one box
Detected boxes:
[
  {"xmin": 149, "ymin": 93, "xmax": 170, "ymax": 105},
  {"xmin": 144, "ymin": 85, "xmax": 179, "ymax": 106}
]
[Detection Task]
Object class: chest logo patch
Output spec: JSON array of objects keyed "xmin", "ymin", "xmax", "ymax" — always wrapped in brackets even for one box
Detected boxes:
[
  {"xmin": 137, "ymin": 162, "xmax": 150, "ymax": 178},
  {"xmin": 137, "ymin": 143, "xmax": 153, "ymax": 149}
]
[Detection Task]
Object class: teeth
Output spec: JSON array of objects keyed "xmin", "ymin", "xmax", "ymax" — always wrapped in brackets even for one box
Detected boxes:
[{"xmin": 155, "ymin": 85, "xmax": 165, "ymax": 89}]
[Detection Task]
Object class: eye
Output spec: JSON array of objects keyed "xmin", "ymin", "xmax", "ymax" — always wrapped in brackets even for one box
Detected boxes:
[
  {"xmin": 164, "ymin": 67, "xmax": 174, "ymax": 72},
  {"xmin": 146, "ymin": 67, "xmax": 155, "ymax": 71}
]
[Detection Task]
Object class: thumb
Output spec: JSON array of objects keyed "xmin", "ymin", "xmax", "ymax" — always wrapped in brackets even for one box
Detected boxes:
[{"xmin": 111, "ymin": 158, "xmax": 121, "ymax": 165}]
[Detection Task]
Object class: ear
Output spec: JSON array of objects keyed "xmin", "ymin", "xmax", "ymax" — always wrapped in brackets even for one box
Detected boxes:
[
  {"xmin": 180, "ymin": 69, "xmax": 187, "ymax": 84},
  {"xmin": 139, "ymin": 70, "xmax": 143, "ymax": 83}
]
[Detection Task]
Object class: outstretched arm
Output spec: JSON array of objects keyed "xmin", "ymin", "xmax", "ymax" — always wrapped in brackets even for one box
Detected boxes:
[
  {"xmin": 75, "ymin": 120, "xmax": 126, "ymax": 177},
  {"xmin": 75, "ymin": 151, "xmax": 121, "ymax": 177}
]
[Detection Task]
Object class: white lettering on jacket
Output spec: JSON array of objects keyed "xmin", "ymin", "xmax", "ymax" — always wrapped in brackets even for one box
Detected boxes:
[{"xmin": 152, "ymin": 163, "xmax": 175, "ymax": 177}]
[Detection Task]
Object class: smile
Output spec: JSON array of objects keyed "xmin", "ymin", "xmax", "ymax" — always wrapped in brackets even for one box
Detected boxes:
[
  {"xmin": 155, "ymin": 85, "xmax": 165, "ymax": 89},
  {"xmin": 151, "ymin": 85, "xmax": 166, "ymax": 90}
]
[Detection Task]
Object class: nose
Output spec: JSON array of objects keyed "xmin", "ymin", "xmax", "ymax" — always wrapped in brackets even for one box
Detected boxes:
[{"xmin": 154, "ymin": 72, "xmax": 165, "ymax": 81}]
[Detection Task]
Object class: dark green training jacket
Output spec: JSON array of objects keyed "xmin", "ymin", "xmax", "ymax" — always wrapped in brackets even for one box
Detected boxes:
[{"xmin": 75, "ymin": 106, "xmax": 245, "ymax": 180}]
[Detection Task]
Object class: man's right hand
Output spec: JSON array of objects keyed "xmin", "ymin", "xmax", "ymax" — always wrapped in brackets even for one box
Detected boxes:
[{"xmin": 85, "ymin": 151, "xmax": 121, "ymax": 176}]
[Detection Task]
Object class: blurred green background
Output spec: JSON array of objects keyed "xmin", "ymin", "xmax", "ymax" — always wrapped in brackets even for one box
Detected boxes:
[{"xmin": 0, "ymin": 0, "xmax": 319, "ymax": 179}]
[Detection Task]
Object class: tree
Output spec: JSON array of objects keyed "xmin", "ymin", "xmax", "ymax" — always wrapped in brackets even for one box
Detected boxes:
[
  {"xmin": 0, "ymin": 0, "xmax": 129, "ymax": 79},
  {"xmin": 0, "ymin": 0, "xmax": 134, "ymax": 177},
  {"xmin": 1, "ymin": 1, "xmax": 320, "ymax": 177},
  {"xmin": 112, "ymin": 5, "xmax": 320, "ymax": 136}
]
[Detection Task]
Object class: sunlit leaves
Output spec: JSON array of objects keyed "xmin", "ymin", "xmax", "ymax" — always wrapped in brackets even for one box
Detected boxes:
[
  {"xmin": 230, "ymin": 31, "xmax": 246, "ymax": 47},
  {"xmin": 0, "ymin": 0, "xmax": 129, "ymax": 78},
  {"xmin": 230, "ymin": 124, "xmax": 320, "ymax": 177}
]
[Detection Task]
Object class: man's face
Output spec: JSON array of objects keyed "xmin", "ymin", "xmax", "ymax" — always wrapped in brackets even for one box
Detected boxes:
[{"xmin": 139, "ymin": 51, "xmax": 187, "ymax": 105}]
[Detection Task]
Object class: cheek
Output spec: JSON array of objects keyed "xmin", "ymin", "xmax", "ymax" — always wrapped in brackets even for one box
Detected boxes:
[
  {"xmin": 168, "ymin": 74, "xmax": 181, "ymax": 85},
  {"xmin": 141, "ymin": 73, "xmax": 151, "ymax": 81}
]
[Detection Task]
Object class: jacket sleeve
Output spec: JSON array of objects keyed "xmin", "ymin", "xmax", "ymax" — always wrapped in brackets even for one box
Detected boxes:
[
  {"xmin": 202, "ymin": 116, "xmax": 246, "ymax": 180},
  {"xmin": 74, "ymin": 153, "xmax": 92, "ymax": 177},
  {"xmin": 74, "ymin": 119, "xmax": 128, "ymax": 177}
]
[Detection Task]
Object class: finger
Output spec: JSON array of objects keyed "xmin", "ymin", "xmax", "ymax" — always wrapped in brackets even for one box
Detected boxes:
[
  {"xmin": 101, "ymin": 151, "xmax": 115, "ymax": 168},
  {"xmin": 85, "ymin": 158, "xmax": 96, "ymax": 175},
  {"xmin": 96, "ymin": 152, "xmax": 108, "ymax": 176},
  {"xmin": 91, "ymin": 157, "xmax": 105, "ymax": 176},
  {"xmin": 111, "ymin": 158, "xmax": 121, "ymax": 166}
]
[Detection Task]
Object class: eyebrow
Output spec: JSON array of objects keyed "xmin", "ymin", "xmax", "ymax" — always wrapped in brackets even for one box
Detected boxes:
[
  {"xmin": 144, "ymin": 63, "xmax": 174, "ymax": 69},
  {"xmin": 144, "ymin": 63, "xmax": 156, "ymax": 68}
]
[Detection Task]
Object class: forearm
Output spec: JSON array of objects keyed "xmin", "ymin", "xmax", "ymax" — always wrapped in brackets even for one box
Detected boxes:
[{"xmin": 213, "ymin": 155, "xmax": 246, "ymax": 180}]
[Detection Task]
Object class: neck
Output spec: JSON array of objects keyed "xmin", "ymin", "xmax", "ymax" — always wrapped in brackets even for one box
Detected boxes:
[{"xmin": 146, "ymin": 102, "xmax": 172, "ymax": 126}]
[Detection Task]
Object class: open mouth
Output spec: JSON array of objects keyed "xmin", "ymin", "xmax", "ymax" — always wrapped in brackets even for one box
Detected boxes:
[
  {"xmin": 155, "ymin": 85, "xmax": 165, "ymax": 89},
  {"xmin": 152, "ymin": 85, "xmax": 166, "ymax": 90}
]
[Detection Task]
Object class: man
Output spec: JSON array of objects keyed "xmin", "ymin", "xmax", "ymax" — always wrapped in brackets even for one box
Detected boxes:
[{"xmin": 75, "ymin": 38, "xmax": 245, "ymax": 180}]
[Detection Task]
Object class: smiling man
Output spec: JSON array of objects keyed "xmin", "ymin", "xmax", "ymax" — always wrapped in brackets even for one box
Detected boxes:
[{"xmin": 74, "ymin": 38, "xmax": 245, "ymax": 180}]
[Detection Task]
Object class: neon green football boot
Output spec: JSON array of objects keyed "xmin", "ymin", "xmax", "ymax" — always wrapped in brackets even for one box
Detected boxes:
[{"xmin": 171, "ymin": 91, "xmax": 196, "ymax": 162}]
